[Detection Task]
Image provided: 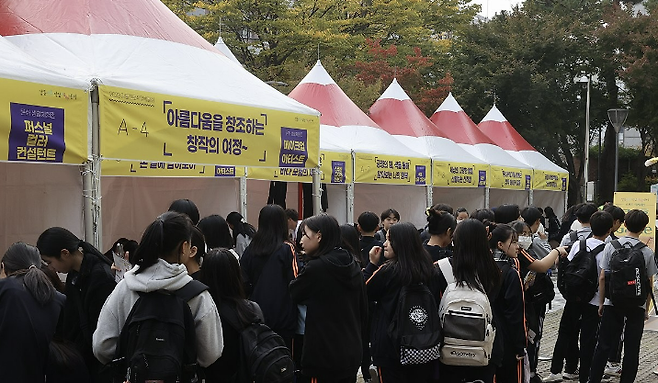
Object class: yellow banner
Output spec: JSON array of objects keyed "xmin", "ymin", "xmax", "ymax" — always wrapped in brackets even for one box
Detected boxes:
[
  {"xmin": 433, "ymin": 161, "xmax": 488, "ymax": 188},
  {"xmin": 489, "ymin": 166, "xmax": 533, "ymax": 190},
  {"xmin": 0, "ymin": 78, "xmax": 88, "ymax": 164},
  {"xmin": 613, "ymin": 192, "xmax": 657, "ymax": 252},
  {"xmin": 247, "ymin": 150, "xmax": 353, "ymax": 183},
  {"xmin": 99, "ymin": 85, "xmax": 319, "ymax": 168},
  {"xmin": 533, "ymin": 170, "xmax": 569, "ymax": 191},
  {"xmin": 102, "ymin": 160, "xmax": 245, "ymax": 178},
  {"xmin": 354, "ymin": 153, "xmax": 430, "ymax": 185}
]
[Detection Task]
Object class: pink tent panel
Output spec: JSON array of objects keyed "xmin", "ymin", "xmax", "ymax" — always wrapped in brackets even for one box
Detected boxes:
[
  {"xmin": 478, "ymin": 105, "xmax": 535, "ymax": 151},
  {"xmin": 430, "ymin": 93, "xmax": 496, "ymax": 146}
]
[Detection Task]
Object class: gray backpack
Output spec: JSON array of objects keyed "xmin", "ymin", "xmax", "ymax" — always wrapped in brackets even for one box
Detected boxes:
[{"xmin": 437, "ymin": 258, "xmax": 495, "ymax": 366}]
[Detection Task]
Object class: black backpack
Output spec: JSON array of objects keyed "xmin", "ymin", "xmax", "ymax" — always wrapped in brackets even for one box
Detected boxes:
[
  {"xmin": 557, "ymin": 230, "xmax": 593, "ymax": 296},
  {"xmin": 388, "ymin": 283, "xmax": 442, "ymax": 365},
  {"xmin": 111, "ymin": 280, "xmax": 208, "ymax": 383},
  {"xmin": 524, "ymin": 270, "xmax": 555, "ymax": 305},
  {"xmin": 219, "ymin": 302, "xmax": 294, "ymax": 383},
  {"xmin": 563, "ymin": 239, "xmax": 605, "ymax": 302},
  {"xmin": 608, "ymin": 240, "xmax": 655, "ymax": 310}
]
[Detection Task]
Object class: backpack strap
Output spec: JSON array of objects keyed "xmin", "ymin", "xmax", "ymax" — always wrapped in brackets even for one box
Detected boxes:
[
  {"xmin": 173, "ymin": 280, "xmax": 209, "ymax": 302},
  {"xmin": 590, "ymin": 243, "xmax": 606, "ymax": 256},
  {"xmin": 569, "ymin": 230, "xmax": 579, "ymax": 243},
  {"xmin": 611, "ymin": 239, "xmax": 622, "ymax": 250},
  {"xmin": 438, "ymin": 258, "xmax": 454, "ymax": 284}
]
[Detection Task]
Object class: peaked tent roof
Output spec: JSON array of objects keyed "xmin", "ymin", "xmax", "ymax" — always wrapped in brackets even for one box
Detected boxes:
[
  {"xmin": 0, "ymin": 0, "xmax": 316, "ymax": 115},
  {"xmin": 479, "ymin": 105, "xmax": 567, "ymax": 173},
  {"xmin": 369, "ymin": 79, "xmax": 486, "ymax": 164},
  {"xmin": 214, "ymin": 36, "xmax": 242, "ymax": 66},
  {"xmin": 289, "ymin": 61, "xmax": 380, "ymax": 129},
  {"xmin": 430, "ymin": 93, "xmax": 531, "ymax": 170},
  {"xmin": 0, "ymin": 0, "xmax": 216, "ymax": 52}
]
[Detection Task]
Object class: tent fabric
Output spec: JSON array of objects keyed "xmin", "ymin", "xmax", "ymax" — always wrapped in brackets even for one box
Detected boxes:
[
  {"xmin": 214, "ymin": 36, "xmax": 242, "ymax": 66},
  {"xmin": 0, "ymin": 0, "xmax": 217, "ymax": 52},
  {"xmin": 289, "ymin": 61, "xmax": 380, "ymax": 129},
  {"xmin": 369, "ymin": 79, "xmax": 486, "ymax": 165},
  {"xmin": 478, "ymin": 105, "xmax": 568, "ymax": 173}
]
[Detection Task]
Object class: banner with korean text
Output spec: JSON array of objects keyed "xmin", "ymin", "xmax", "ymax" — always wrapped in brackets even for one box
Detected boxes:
[
  {"xmin": 613, "ymin": 192, "xmax": 656, "ymax": 252},
  {"xmin": 533, "ymin": 170, "xmax": 569, "ymax": 192},
  {"xmin": 433, "ymin": 162, "xmax": 488, "ymax": 188},
  {"xmin": 99, "ymin": 86, "xmax": 319, "ymax": 168},
  {"xmin": 0, "ymin": 78, "xmax": 88, "ymax": 164},
  {"xmin": 102, "ymin": 160, "xmax": 245, "ymax": 178},
  {"xmin": 246, "ymin": 150, "xmax": 352, "ymax": 183},
  {"xmin": 354, "ymin": 153, "xmax": 430, "ymax": 186},
  {"xmin": 489, "ymin": 166, "xmax": 533, "ymax": 190}
]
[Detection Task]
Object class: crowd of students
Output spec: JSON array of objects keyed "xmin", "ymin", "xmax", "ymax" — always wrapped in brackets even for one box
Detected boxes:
[{"xmin": 0, "ymin": 198, "xmax": 656, "ymax": 383}]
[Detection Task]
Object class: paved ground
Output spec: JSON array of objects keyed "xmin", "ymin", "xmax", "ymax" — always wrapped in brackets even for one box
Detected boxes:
[{"xmin": 358, "ymin": 278, "xmax": 658, "ymax": 382}]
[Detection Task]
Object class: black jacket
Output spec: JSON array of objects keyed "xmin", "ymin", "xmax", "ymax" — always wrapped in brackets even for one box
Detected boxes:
[
  {"xmin": 241, "ymin": 242, "xmax": 298, "ymax": 338},
  {"xmin": 61, "ymin": 252, "xmax": 115, "ymax": 382},
  {"xmin": 422, "ymin": 240, "xmax": 453, "ymax": 262},
  {"xmin": 0, "ymin": 276, "xmax": 66, "ymax": 382},
  {"xmin": 364, "ymin": 261, "xmax": 441, "ymax": 368},
  {"xmin": 359, "ymin": 236, "xmax": 383, "ymax": 268},
  {"xmin": 290, "ymin": 247, "xmax": 367, "ymax": 379},
  {"xmin": 493, "ymin": 255, "xmax": 526, "ymax": 363}
]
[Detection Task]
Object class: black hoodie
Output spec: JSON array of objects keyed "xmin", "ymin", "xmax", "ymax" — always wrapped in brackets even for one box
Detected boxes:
[{"xmin": 289, "ymin": 247, "xmax": 367, "ymax": 379}]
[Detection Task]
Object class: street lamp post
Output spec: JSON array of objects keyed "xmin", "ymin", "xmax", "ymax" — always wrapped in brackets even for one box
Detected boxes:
[
  {"xmin": 576, "ymin": 76, "xmax": 591, "ymax": 201},
  {"xmin": 607, "ymin": 109, "xmax": 629, "ymax": 192}
]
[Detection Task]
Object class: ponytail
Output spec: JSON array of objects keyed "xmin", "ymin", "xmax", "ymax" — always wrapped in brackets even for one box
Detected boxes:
[
  {"xmin": 133, "ymin": 212, "xmax": 193, "ymax": 274},
  {"xmin": 3, "ymin": 242, "xmax": 56, "ymax": 305}
]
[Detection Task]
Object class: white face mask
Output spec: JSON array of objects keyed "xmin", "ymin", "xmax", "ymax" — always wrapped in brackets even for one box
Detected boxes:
[
  {"xmin": 518, "ymin": 235, "xmax": 532, "ymax": 250},
  {"xmin": 456, "ymin": 219, "xmax": 464, "ymax": 224}
]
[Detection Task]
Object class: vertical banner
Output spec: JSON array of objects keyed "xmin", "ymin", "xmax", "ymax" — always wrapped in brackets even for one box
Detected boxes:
[
  {"xmin": 613, "ymin": 192, "xmax": 657, "ymax": 252},
  {"xmin": 0, "ymin": 78, "xmax": 88, "ymax": 163}
]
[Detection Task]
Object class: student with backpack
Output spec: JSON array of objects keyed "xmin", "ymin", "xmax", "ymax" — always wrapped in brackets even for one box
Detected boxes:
[
  {"xmin": 544, "ymin": 211, "xmax": 613, "ymax": 383},
  {"xmin": 37, "ymin": 227, "xmax": 117, "ymax": 383},
  {"xmin": 488, "ymin": 223, "xmax": 526, "ymax": 383},
  {"xmin": 226, "ymin": 211, "xmax": 256, "ymax": 257},
  {"xmin": 521, "ymin": 207, "xmax": 552, "ymax": 259},
  {"xmin": 92, "ymin": 212, "xmax": 223, "ymax": 383},
  {"xmin": 435, "ymin": 219, "xmax": 501, "ymax": 383},
  {"xmin": 290, "ymin": 214, "xmax": 367, "ymax": 383},
  {"xmin": 423, "ymin": 207, "xmax": 455, "ymax": 262},
  {"xmin": 587, "ymin": 209, "xmax": 658, "ymax": 383},
  {"xmin": 365, "ymin": 222, "xmax": 441, "ymax": 382}
]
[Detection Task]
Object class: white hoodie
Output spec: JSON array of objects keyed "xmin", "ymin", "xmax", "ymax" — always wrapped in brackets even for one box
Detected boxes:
[{"xmin": 92, "ymin": 259, "xmax": 223, "ymax": 367}]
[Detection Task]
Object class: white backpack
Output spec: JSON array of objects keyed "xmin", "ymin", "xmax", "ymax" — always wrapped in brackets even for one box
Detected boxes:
[{"xmin": 437, "ymin": 258, "xmax": 495, "ymax": 366}]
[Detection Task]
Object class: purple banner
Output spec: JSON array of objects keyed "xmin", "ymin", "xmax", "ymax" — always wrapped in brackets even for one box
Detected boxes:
[
  {"xmin": 279, "ymin": 127, "xmax": 307, "ymax": 168},
  {"xmin": 331, "ymin": 161, "xmax": 346, "ymax": 183},
  {"xmin": 561, "ymin": 177, "xmax": 568, "ymax": 191},
  {"xmin": 478, "ymin": 170, "xmax": 487, "ymax": 187},
  {"xmin": 415, "ymin": 165, "xmax": 426, "ymax": 185},
  {"xmin": 525, "ymin": 174, "xmax": 532, "ymax": 190},
  {"xmin": 9, "ymin": 103, "xmax": 65, "ymax": 162}
]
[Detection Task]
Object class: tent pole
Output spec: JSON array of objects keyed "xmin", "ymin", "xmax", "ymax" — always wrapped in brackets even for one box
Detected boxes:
[
  {"xmin": 312, "ymin": 167, "xmax": 322, "ymax": 215},
  {"xmin": 88, "ymin": 80, "xmax": 102, "ymax": 250},
  {"xmin": 485, "ymin": 186, "xmax": 490, "ymax": 209},
  {"xmin": 239, "ymin": 171, "xmax": 248, "ymax": 220},
  {"xmin": 346, "ymin": 150, "xmax": 356, "ymax": 224},
  {"xmin": 426, "ymin": 159, "xmax": 433, "ymax": 208},
  {"xmin": 529, "ymin": 189, "xmax": 534, "ymax": 206}
]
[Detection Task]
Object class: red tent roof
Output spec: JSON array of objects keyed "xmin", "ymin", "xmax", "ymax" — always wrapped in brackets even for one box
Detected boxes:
[
  {"xmin": 429, "ymin": 93, "xmax": 495, "ymax": 145},
  {"xmin": 288, "ymin": 61, "xmax": 380, "ymax": 128},
  {"xmin": 478, "ymin": 105, "xmax": 536, "ymax": 151},
  {"xmin": 369, "ymin": 79, "xmax": 445, "ymax": 138},
  {"xmin": 0, "ymin": 0, "xmax": 216, "ymax": 51}
]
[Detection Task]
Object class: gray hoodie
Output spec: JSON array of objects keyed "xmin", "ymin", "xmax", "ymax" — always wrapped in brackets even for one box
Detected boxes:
[{"xmin": 92, "ymin": 259, "xmax": 223, "ymax": 367}]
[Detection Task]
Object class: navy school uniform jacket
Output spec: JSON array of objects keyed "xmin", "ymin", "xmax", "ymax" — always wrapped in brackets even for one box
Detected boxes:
[
  {"xmin": 364, "ymin": 260, "xmax": 441, "ymax": 367},
  {"xmin": 289, "ymin": 247, "xmax": 368, "ymax": 379},
  {"xmin": 241, "ymin": 242, "xmax": 299, "ymax": 338},
  {"xmin": 492, "ymin": 254, "xmax": 526, "ymax": 363}
]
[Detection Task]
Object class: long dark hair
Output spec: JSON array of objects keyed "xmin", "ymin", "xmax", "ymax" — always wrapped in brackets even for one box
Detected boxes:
[
  {"xmin": 190, "ymin": 226, "xmax": 205, "ymax": 265},
  {"xmin": 247, "ymin": 205, "xmax": 289, "ymax": 258},
  {"xmin": 386, "ymin": 222, "xmax": 434, "ymax": 285},
  {"xmin": 132, "ymin": 211, "xmax": 193, "ymax": 274},
  {"xmin": 226, "ymin": 211, "xmax": 256, "ymax": 243},
  {"xmin": 198, "ymin": 214, "xmax": 233, "ymax": 249},
  {"xmin": 451, "ymin": 219, "xmax": 501, "ymax": 295},
  {"xmin": 488, "ymin": 222, "xmax": 517, "ymax": 254},
  {"xmin": 168, "ymin": 198, "xmax": 200, "ymax": 225},
  {"xmin": 427, "ymin": 208, "xmax": 456, "ymax": 235},
  {"xmin": 340, "ymin": 223, "xmax": 361, "ymax": 263},
  {"xmin": 199, "ymin": 248, "xmax": 252, "ymax": 322},
  {"xmin": 302, "ymin": 214, "xmax": 342, "ymax": 258},
  {"xmin": 3, "ymin": 242, "xmax": 56, "ymax": 305},
  {"xmin": 36, "ymin": 227, "xmax": 110, "ymax": 265}
]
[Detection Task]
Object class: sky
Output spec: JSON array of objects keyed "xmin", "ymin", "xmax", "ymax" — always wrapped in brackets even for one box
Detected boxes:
[{"xmin": 472, "ymin": 0, "xmax": 524, "ymax": 18}]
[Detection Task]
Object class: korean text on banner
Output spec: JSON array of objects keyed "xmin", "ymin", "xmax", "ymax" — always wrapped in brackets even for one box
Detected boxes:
[
  {"xmin": 533, "ymin": 170, "xmax": 569, "ymax": 192},
  {"xmin": 247, "ymin": 166, "xmax": 314, "ymax": 182},
  {"xmin": 354, "ymin": 153, "xmax": 430, "ymax": 186},
  {"xmin": 613, "ymin": 192, "xmax": 657, "ymax": 252},
  {"xmin": 102, "ymin": 160, "xmax": 245, "ymax": 178},
  {"xmin": 433, "ymin": 162, "xmax": 488, "ymax": 188},
  {"xmin": 489, "ymin": 166, "xmax": 533, "ymax": 190},
  {"xmin": 321, "ymin": 151, "xmax": 352, "ymax": 185},
  {"xmin": 99, "ymin": 86, "xmax": 319, "ymax": 168},
  {"xmin": 0, "ymin": 78, "xmax": 88, "ymax": 164}
]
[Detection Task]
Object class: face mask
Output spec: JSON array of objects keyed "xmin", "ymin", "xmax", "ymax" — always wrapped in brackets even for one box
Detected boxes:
[
  {"xmin": 518, "ymin": 236, "xmax": 532, "ymax": 250},
  {"xmin": 456, "ymin": 219, "xmax": 464, "ymax": 224}
]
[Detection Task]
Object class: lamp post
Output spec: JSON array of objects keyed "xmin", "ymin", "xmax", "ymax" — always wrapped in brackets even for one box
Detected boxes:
[
  {"xmin": 607, "ymin": 109, "xmax": 629, "ymax": 192},
  {"xmin": 576, "ymin": 76, "xmax": 591, "ymax": 201}
]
